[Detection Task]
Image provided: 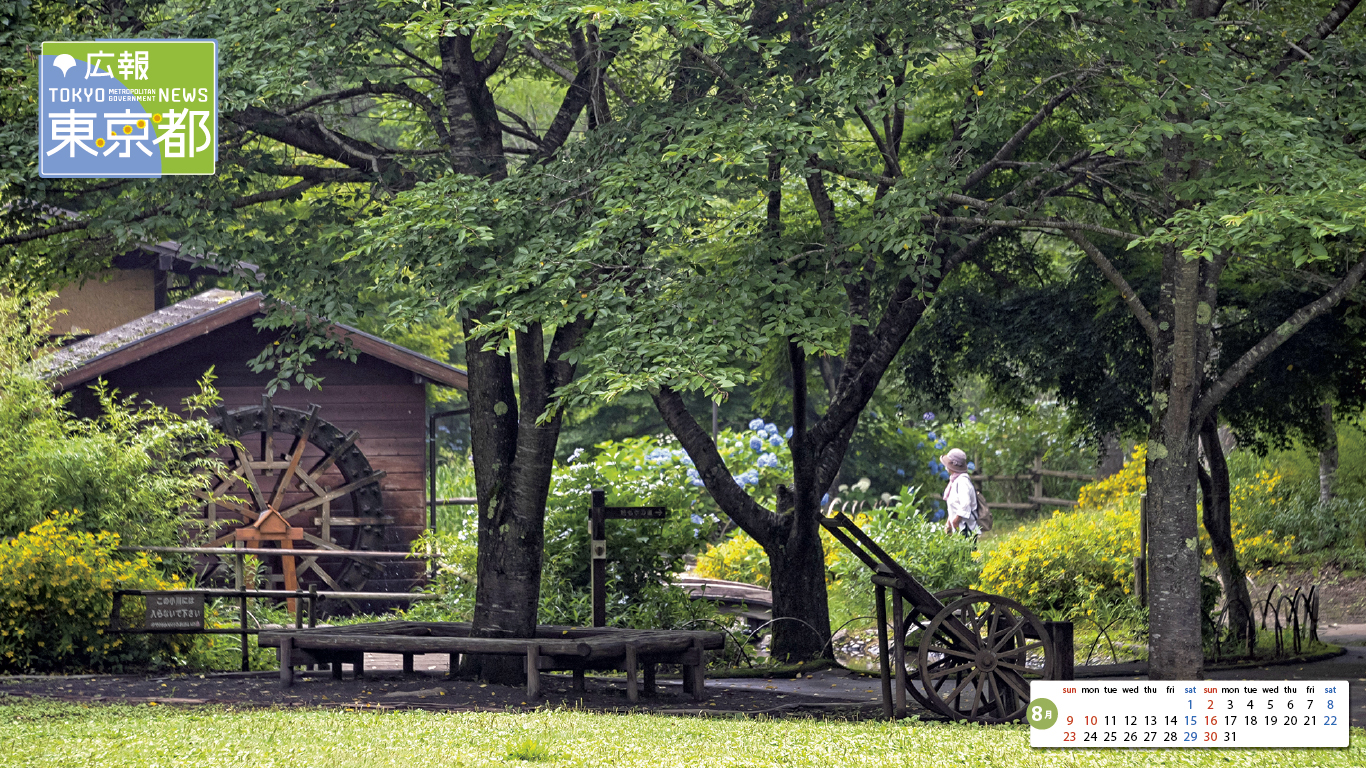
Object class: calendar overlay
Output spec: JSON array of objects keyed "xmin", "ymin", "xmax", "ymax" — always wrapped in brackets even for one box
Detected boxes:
[{"xmin": 1029, "ymin": 680, "xmax": 1349, "ymax": 748}]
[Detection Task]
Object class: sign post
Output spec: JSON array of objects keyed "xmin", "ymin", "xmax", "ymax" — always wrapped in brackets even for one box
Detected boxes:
[
  {"xmin": 587, "ymin": 488, "xmax": 668, "ymax": 628},
  {"xmin": 39, "ymin": 39, "xmax": 218, "ymax": 178}
]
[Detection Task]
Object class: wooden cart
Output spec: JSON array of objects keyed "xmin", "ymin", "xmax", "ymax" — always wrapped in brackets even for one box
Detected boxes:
[{"xmin": 820, "ymin": 511, "xmax": 1071, "ymax": 723}]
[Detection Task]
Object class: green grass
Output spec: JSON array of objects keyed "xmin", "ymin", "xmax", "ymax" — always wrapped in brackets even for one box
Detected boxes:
[{"xmin": 1, "ymin": 699, "xmax": 1362, "ymax": 767}]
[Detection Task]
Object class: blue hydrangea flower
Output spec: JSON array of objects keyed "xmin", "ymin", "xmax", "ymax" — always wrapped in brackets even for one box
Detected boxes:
[
  {"xmin": 682, "ymin": 455, "xmax": 694, "ymax": 466},
  {"xmin": 967, "ymin": 462, "xmax": 976, "ymax": 471},
  {"xmin": 923, "ymin": 412, "xmax": 935, "ymax": 421},
  {"xmin": 764, "ymin": 422, "xmax": 777, "ymax": 435},
  {"xmin": 896, "ymin": 468, "xmax": 906, "ymax": 477},
  {"xmin": 748, "ymin": 417, "xmax": 765, "ymax": 430},
  {"xmin": 687, "ymin": 467, "xmax": 700, "ymax": 479},
  {"xmin": 735, "ymin": 469, "xmax": 760, "ymax": 487},
  {"xmin": 769, "ymin": 435, "xmax": 783, "ymax": 447},
  {"xmin": 690, "ymin": 514, "xmax": 704, "ymax": 525},
  {"xmin": 749, "ymin": 436, "xmax": 763, "ymax": 451},
  {"xmin": 927, "ymin": 431, "xmax": 937, "ymax": 440},
  {"xmin": 785, "ymin": 426, "xmax": 793, "ymax": 438},
  {"xmin": 932, "ymin": 509, "xmax": 946, "ymax": 521},
  {"xmin": 634, "ymin": 465, "xmax": 643, "ymax": 471},
  {"xmin": 821, "ymin": 493, "xmax": 830, "ymax": 506},
  {"xmin": 917, "ymin": 442, "xmax": 925, "ymax": 448},
  {"xmin": 934, "ymin": 440, "xmax": 946, "ymax": 450},
  {"xmin": 897, "ymin": 428, "xmax": 903, "ymax": 434},
  {"xmin": 968, "ymin": 414, "xmax": 978, "ymax": 423},
  {"xmin": 690, "ymin": 477, "xmax": 705, "ymax": 487},
  {"xmin": 757, "ymin": 452, "xmax": 780, "ymax": 469}
]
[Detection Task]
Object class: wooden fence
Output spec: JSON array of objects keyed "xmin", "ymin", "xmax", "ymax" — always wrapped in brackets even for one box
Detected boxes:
[{"xmin": 971, "ymin": 456, "xmax": 1095, "ymax": 510}]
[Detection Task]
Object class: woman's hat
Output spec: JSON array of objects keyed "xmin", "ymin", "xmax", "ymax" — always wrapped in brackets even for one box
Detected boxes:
[{"xmin": 940, "ymin": 448, "xmax": 969, "ymax": 470}]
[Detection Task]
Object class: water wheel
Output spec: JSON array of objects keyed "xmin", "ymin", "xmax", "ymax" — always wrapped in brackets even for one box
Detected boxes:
[
  {"xmin": 913, "ymin": 593, "xmax": 1055, "ymax": 723},
  {"xmin": 194, "ymin": 396, "xmax": 387, "ymax": 593}
]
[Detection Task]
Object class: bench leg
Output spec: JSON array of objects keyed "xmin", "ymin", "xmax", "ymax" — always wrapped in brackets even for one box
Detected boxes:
[
  {"xmin": 403, "ymin": 653, "xmax": 414, "ymax": 674},
  {"xmin": 526, "ymin": 644, "xmax": 541, "ymax": 700},
  {"xmin": 572, "ymin": 668, "xmax": 586, "ymax": 693},
  {"xmin": 355, "ymin": 655, "xmax": 365, "ymax": 680},
  {"xmin": 331, "ymin": 661, "xmax": 343, "ymax": 680},
  {"xmin": 449, "ymin": 653, "xmax": 460, "ymax": 677},
  {"xmin": 625, "ymin": 645, "xmax": 639, "ymax": 704},
  {"xmin": 279, "ymin": 638, "xmax": 294, "ymax": 689},
  {"xmin": 689, "ymin": 638, "xmax": 706, "ymax": 702},
  {"xmin": 643, "ymin": 663, "xmax": 656, "ymax": 696}
]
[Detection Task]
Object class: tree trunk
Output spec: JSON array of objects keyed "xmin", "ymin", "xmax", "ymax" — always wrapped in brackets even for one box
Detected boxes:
[
  {"xmin": 763, "ymin": 513, "xmax": 832, "ymax": 661},
  {"xmin": 1198, "ymin": 415, "xmax": 1254, "ymax": 643},
  {"xmin": 1144, "ymin": 244, "xmax": 1205, "ymax": 680},
  {"xmin": 1319, "ymin": 402, "xmax": 1338, "ymax": 504}
]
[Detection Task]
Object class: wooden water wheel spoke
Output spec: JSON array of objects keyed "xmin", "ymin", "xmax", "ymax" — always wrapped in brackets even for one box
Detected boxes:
[
  {"xmin": 278, "ymin": 471, "xmax": 385, "ymax": 519},
  {"xmin": 270, "ymin": 405, "xmax": 319, "ymax": 509},
  {"xmin": 193, "ymin": 397, "xmax": 387, "ymax": 595},
  {"xmin": 306, "ymin": 429, "xmax": 360, "ymax": 481},
  {"xmin": 232, "ymin": 445, "xmax": 271, "ymax": 510}
]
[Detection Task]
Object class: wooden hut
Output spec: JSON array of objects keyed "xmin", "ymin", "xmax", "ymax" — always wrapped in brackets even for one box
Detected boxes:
[{"xmin": 43, "ymin": 289, "xmax": 467, "ymax": 594}]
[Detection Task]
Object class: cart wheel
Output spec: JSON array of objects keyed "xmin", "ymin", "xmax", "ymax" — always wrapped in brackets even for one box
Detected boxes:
[
  {"xmin": 900, "ymin": 589, "xmax": 989, "ymax": 712},
  {"xmin": 916, "ymin": 593, "xmax": 1054, "ymax": 723}
]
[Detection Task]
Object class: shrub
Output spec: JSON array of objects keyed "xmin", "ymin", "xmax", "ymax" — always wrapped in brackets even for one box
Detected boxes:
[
  {"xmin": 976, "ymin": 445, "xmax": 1293, "ymax": 613},
  {"xmin": 0, "ymin": 512, "xmax": 191, "ymax": 673},
  {"xmin": 0, "ymin": 292, "xmax": 230, "ymax": 546},
  {"xmin": 827, "ymin": 502, "xmax": 981, "ymax": 619},
  {"xmin": 412, "ymin": 435, "xmax": 719, "ymax": 629}
]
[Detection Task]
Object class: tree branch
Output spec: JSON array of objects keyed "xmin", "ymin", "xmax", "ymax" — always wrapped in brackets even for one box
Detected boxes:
[
  {"xmin": 1068, "ymin": 231, "xmax": 1160, "ymax": 346},
  {"xmin": 962, "ymin": 84, "xmax": 1082, "ymax": 190},
  {"xmin": 926, "ymin": 215, "xmax": 1140, "ymax": 241},
  {"xmin": 651, "ymin": 386, "xmax": 784, "ymax": 540},
  {"xmin": 1195, "ymin": 251, "xmax": 1366, "ymax": 424},
  {"xmin": 1269, "ymin": 0, "xmax": 1363, "ymax": 77}
]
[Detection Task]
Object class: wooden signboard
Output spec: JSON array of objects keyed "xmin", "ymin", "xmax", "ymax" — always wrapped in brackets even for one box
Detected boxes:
[
  {"xmin": 145, "ymin": 592, "xmax": 205, "ymax": 631},
  {"xmin": 602, "ymin": 506, "xmax": 668, "ymax": 520}
]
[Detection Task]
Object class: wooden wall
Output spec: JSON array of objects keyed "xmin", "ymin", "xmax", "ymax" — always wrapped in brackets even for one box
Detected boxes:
[{"xmin": 65, "ymin": 316, "xmax": 435, "ymax": 593}]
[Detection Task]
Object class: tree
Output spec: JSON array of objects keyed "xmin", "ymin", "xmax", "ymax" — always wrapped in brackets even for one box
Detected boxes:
[
  {"xmin": 2, "ymin": 0, "xmax": 641, "ymax": 682},
  {"xmin": 393, "ymin": 0, "xmax": 1162, "ymax": 661}
]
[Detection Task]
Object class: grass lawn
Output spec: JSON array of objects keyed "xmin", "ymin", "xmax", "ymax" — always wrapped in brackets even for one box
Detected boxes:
[{"xmin": 0, "ymin": 700, "xmax": 1362, "ymax": 767}]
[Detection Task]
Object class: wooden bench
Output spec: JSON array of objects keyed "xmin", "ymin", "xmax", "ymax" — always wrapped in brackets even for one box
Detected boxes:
[{"xmin": 257, "ymin": 621, "xmax": 725, "ymax": 702}]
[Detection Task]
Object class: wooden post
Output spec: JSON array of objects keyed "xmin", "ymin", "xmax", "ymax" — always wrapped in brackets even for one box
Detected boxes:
[
  {"xmin": 280, "ymin": 539, "xmax": 299, "ymax": 615},
  {"xmin": 332, "ymin": 661, "xmax": 344, "ymax": 680},
  {"xmin": 1045, "ymin": 621, "xmax": 1074, "ymax": 681},
  {"xmin": 690, "ymin": 637, "xmax": 706, "ymax": 702},
  {"xmin": 891, "ymin": 590, "xmax": 906, "ymax": 719},
  {"xmin": 449, "ymin": 654, "xmax": 460, "ymax": 677},
  {"xmin": 308, "ymin": 585, "xmax": 318, "ymax": 628},
  {"xmin": 643, "ymin": 663, "xmax": 656, "ymax": 696},
  {"xmin": 295, "ymin": 591, "xmax": 304, "ymax": 629},
  {"xmin": 355, "ymin": 654, "xmax": 365, "ymax": 680},
  {"xmin": 625, "ymin": 644, "xmax": 639, "ymax": 703},
  {"xmin": 526, "ymin": 644, "xmax": 541, "ymax": 700},
  {"xmin": 875, "ymin": 583, "xmax": 893, "ymax": 719},
  {"xmin": 573, "ymin": 668, "xmax": 586, "ymax": 693},
  {"xmin": 590, "ymin": 488, "xmax": 607, "ymax": 628},
  {"xmin": 239, "ymin": 592, "xmax": 249, "ymax": 672},
  {"xmin": 1032, "ymin": 455, "xmax": 1044, "ymax": 509},
  {"xmin": 279, "ymin": 636, "xmax": 294, "ymax": 688}
]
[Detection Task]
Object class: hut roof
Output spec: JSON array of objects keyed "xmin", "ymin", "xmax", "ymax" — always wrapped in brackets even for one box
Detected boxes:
[{"xmin": 43, "ymin": 289, "xmax": 468, "ymax": 391}]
